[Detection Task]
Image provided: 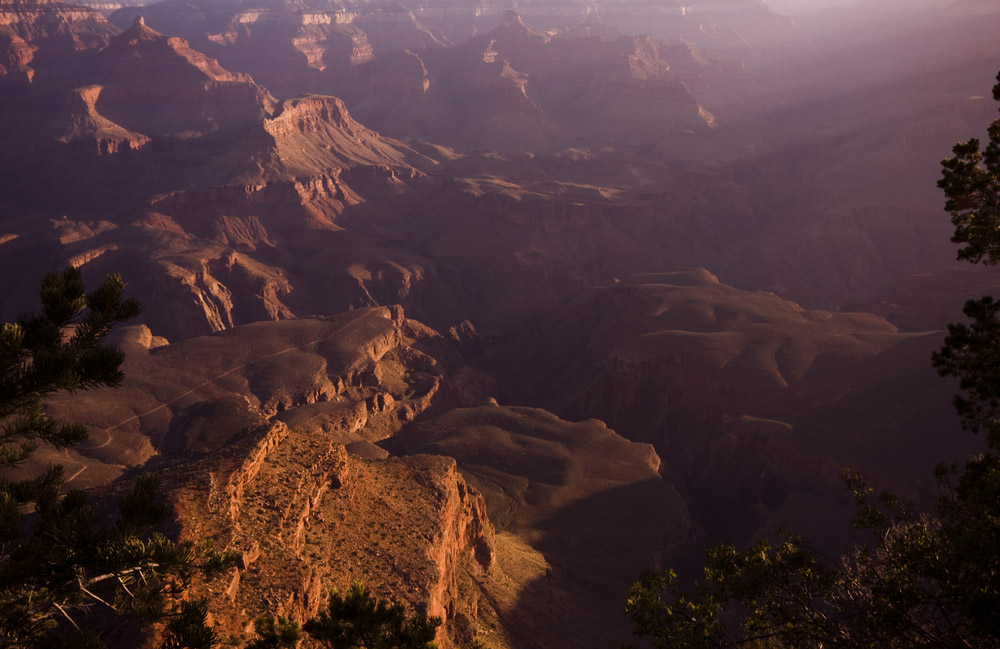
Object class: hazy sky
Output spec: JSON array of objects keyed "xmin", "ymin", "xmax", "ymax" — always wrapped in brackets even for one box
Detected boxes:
[{"xmin": 764, "ymin": 0, "xmax": 954, "ymax": 15}]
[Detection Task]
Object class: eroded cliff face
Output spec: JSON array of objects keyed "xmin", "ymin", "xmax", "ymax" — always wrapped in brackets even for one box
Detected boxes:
[
  {"xmin": 109, "ymin": 1, "xmax": 400, "ymax": 99},
  {"xmin": 0, "ymin": 78, "xmax": 444, "ymax": 339},
  {"xmin": 91, "ymin": 16, "xmax": 275, "ymax": 140},
  {"xmin": 49, "ymin": 304, "xmax": 691, "ymax": 649},
  {"xmin": 485, "ymin": 269, "xmax": 967, "ymax": 545},
  {"xmin": 259, "ymin": 94, "xmax": 416, "ymax": 173},
  {"xmin": 0, "ymin": 0, "xmax": 116, "ymax": 85},
  {"xmin": 168, "ymin": 427, "xmax": 495, "ymax": 649},
  {"xmin": 138, "ymin": 93, "xmax": 424, "ymax": 247},
  {"xmin": 0, "ymin": 7, "xmax": 753, "ymax": 347},
  {"xmin": 342, "ymin": 11, "xmax": 741, "ymax": 156},
  {"xmin": 48, "ymin": 307, "xmax": 499, "ymax": 649},
  {"xmin": 385, "ymin": 403, "xmax": 691, "ymax": 648},
  {"xmin": 43, "ymin": 307, "xmax": 421, "ymax": 483},
  {"xmin": 5, "ymin": 16, "xmax": 991, "ymax": 649},
  {"xmin": 51, "ymin": 83, "xmax": 151, "ymax": 153}
]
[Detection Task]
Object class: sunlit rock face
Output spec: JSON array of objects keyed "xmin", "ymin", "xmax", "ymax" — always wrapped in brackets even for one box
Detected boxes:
[
  {"xmin": 2, "ymin": 1, "xmax": 1000, "ymax": 646},
  {"xmin": 43, "ymin": 307, "xmax": 690, "ymax": 649},
  {"xmin": 50, "ymin": 83, "xmax": 151, "ymax": 153}
]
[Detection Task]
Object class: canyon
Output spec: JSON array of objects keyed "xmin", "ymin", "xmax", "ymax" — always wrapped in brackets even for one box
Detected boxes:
[{"xmin": 2, "ymin": 0, "xmax": 999, "ymax": 646}]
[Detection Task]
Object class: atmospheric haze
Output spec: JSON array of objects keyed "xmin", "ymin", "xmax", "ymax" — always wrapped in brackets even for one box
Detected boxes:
[{"xmin": 1, "ymin": 0, "xmax": 999, "ymax": 646}]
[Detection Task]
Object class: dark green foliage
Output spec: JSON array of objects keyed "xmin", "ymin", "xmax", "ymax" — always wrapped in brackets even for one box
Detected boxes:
[
  {"xmin": 938, "ymin": 71, "xmax": 1000, "ymax": 265},
  {"xmin": 245, "ymin": 615, "xmax": 301, "ymax": 649},
  {"xmin": 35, "ymin": 629, "xmax": 107, "ymax": 649},
  {"xmin": 932, "ymin": 296, "xmax": 1000, "ymax": 445},
  {"xmin": 625, "ymin": 70, "xmax": 1000, "ymax": 649},
  {"xmin": 625, "ymin": 569, "xmax": 723, "ymax": 647},
  {"xmin": 244, "ymin": 585, "xmax": 495, "ymax": 649},
  {"xmin": 161, "ymin": 600, "xmax": 220, "ymax": 649},
  {"xmin": 626, "ymin": 469, "xmax": 999, "ymax": 649},
  {"xmin": 0, "ymin": 268, "xmax": 238, "ymax": 648},
  {"xmin": 302, "ymin": 582, "xmax": 441, "ymax": 649},
  {"xmin": 0, "ymin": 268, "xmax": 141, "ymax": 533},
  {"xmin": 119, "ymin": 473, "xmax": 172, "ymax": 530}
]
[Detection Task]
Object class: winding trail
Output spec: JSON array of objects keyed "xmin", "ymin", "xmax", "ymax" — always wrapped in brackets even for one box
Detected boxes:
[{"xmin": 65, "ymin": 312, "xmax": 371, "ymax": 484}]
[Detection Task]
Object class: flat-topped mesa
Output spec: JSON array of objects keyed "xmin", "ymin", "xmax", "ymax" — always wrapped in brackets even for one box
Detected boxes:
[
  {"xmin": 268, "ymin": 93, "xmax": 353, "ymax": 131},
  {"xmin": 258, "ymin": 94, "xmax": 412, "ymax": 171},
  {"xmin": 72, "ymin": 82, "xmax": 106, "ymax": 112}
]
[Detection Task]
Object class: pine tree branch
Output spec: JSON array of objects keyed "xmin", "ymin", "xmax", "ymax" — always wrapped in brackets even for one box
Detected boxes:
[
  {"xmin": 52, "ymin": 602, "xmax": 81, "ymax": 631},
  {"xmin": 77, "ymin": 577, "xmax": 119, "ymax": 612},
  {"xmin": 117, "ymin": 575, "xmax": 135, "ymax": 600}
]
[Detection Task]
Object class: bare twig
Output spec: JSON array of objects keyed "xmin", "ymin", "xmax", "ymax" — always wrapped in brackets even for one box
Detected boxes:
[{"xmin": 52, "ymin": 602, "xmax": 80, "ymax": 630}]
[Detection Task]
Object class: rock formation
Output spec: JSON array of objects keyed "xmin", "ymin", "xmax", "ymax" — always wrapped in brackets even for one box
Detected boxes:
[
  {"xmin": 3, "ymin": 4, "xmax": 1000, "ymax": 646},
  {"xmin": 91, "ymin": 15, "xmax": 273, "ymax": 139},
  {"xmin": 385, "ymin": 404, "xmax": 690, "ymax": 646},
  {"xmin": 349, "ymin": 12, "xmax": 735, "ymax": 153},
  {"xmin": 49, "ymin": 83, "xmax": 150, "ymax": 153},
  {"xmin": 0, "ymin": 0, "xmax": 116, "ymax": 85},
  {"xmin": 487, "ymin": 270, "xmax": 973, "ymax": 545},
  {"xmin": 46, "ymin": 305, "xmax": 689, "ymax": 648}
]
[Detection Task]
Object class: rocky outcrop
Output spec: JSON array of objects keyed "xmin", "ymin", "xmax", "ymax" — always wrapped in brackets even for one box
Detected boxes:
[
  {"xmin": 134, "ymin": 94, "xmax": 424, "ymax": 249},
  {"xmin": 0, "ymin": 0, "xmax": 116, "ymax": 84},
  {"xmin": 260, "ymin": 95, "xmax": 414, "ymax": 173},
  {"xmin": 48, "ymin": 306, "xmax": 498, "ymax": 647},
  {"xmin": 91, "ymin": 16, "xmax": 274, "ymax": 139},
  {"xmin": 159, "ymin": 403, "xmax": 497, "ymax": 647},
  {"xmin": 0, "ymin": 32, "xmax": 35, "ymax": 83},
  {"xmin": 351, "ymin": 11, "xmax": 736, "ymax": 153},
  {"xmin": 54, "ymin": 302, "xmax": 696, "ymax": 649},
  {"xmin": 49, "ymin": 84, "xmax": 150, "ymax": 153},
  {"xmin": 488, "ymin": 269, "xmax": 965, "ymax": 544},
  {"xmin": 386, "ymin": 403, "xmax": 689, "ymax": 648},
  {"xmin": 202, "ymin": 442, "xmax": 493, "ymax": 648},
  {"xmin": 352, "ymin": 3, "xmax": 446, "ymax": 56},
  {"xmin": 44, "ymin": 306, "xmax": 444, "ymax": 482}
]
